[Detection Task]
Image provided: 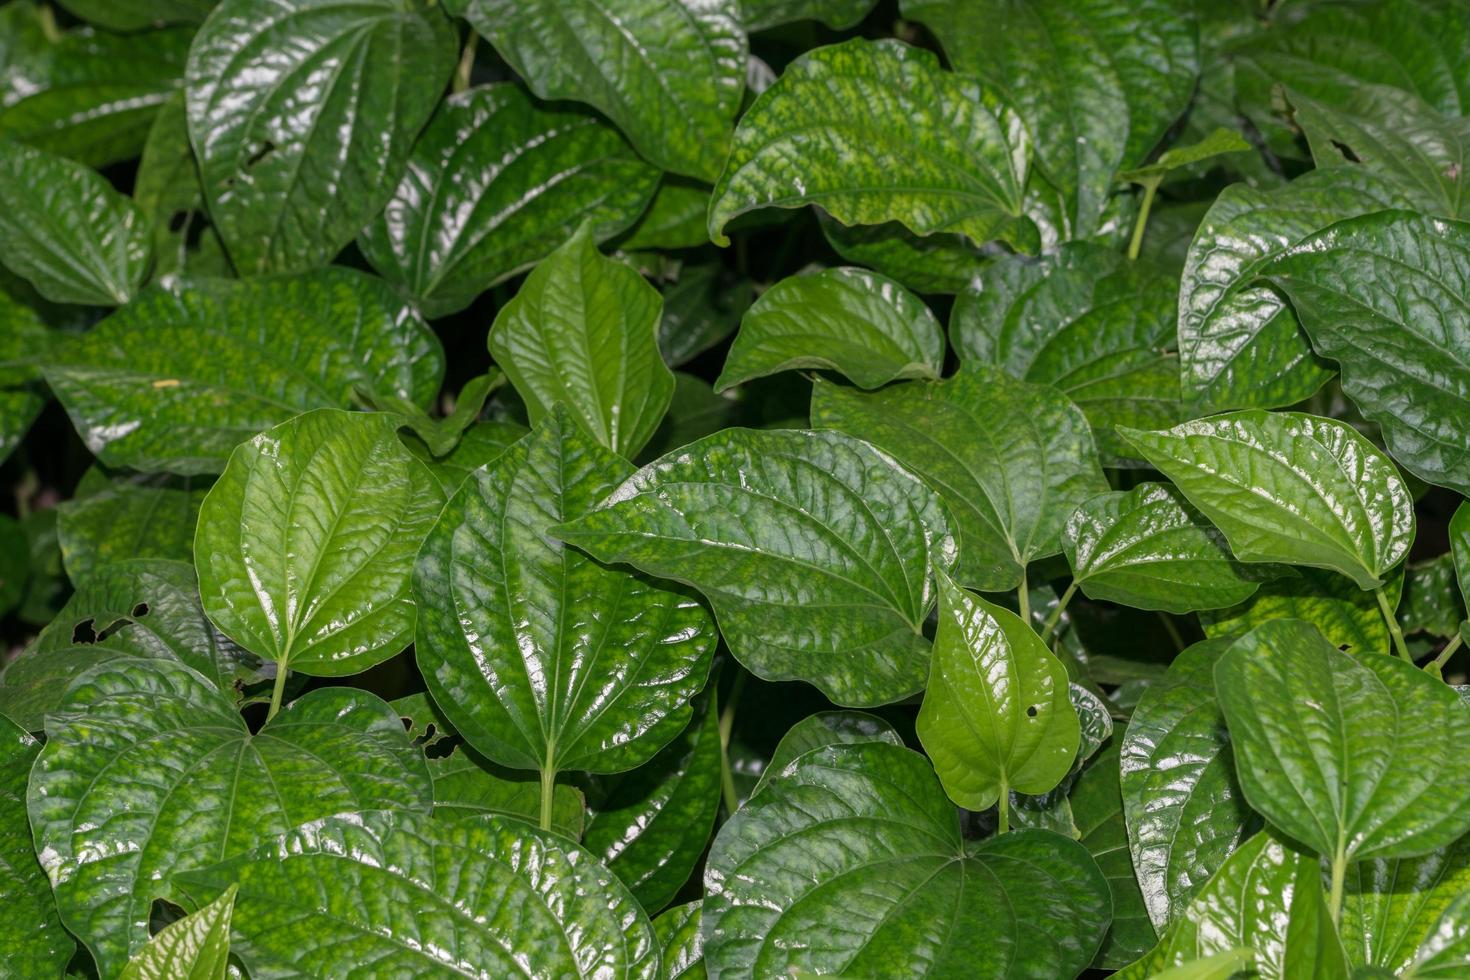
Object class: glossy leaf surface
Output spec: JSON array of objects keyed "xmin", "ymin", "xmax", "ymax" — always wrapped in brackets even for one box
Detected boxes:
[
  {"xmin": 1072, "ymin": 740, "xmax": 1156, "ymax": 968},
  {"xmin": 819, "ymin": 214, "xmax": 990, "ymax": 295},
  {"xmin": 751, "ymin": 709, "xmax": 902, "ymax": 799},
  {"xmin": 57, "ymin": 476, "xmax": 206, "ymax": 578},
  {"xmin": 117, "ymin": 885, "xmax": 235, "ymax": 980},
  {"xmin": 0, "ymin": 714, "xmax": 73, "ymax": 978},
  {"xmin": 1341, "ymin": 835, "xmax": 1470, "ymax": 975},
  {"xmin": 654, "ymin": 901, "xmax": 705, "ymax": 980},
  {"xmin": 1200, "ymin": 567, "xmax": 1403, "ymax": 656}
]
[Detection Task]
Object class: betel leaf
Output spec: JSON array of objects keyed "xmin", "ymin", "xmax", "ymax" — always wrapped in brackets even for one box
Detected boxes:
[
  {"xmin": 195, "ymin": 409, "xmax": 443, "ymax": 677},
  {"xmin": 750, "ymin": 709, "xmax": 903, "ymax": 799},
  {"xmin": 657, "ymin": 261, "xmax": 752, "ymax": 368},
  {"xmin": 1216, "ymin": 619, "xmax": 1470, "ymax": 864},
  {"xmin": 1453, "ymin": 501, "xmax": 1470, "ymax": 610},
  {"xmin": 553, "ymin": 427, "xmax": 955, "ymax": 706},
  {"xmin": 28, "ymin": 656, "xmax": 431, "ymax": 976},
  {"xmin": 406, "ymin": 418, "xmax": 528, "ymax": 494},
  {"xmin": 42, "ymin": 268, "xmax": 445, "ymax": 475},
  {"xmin": 818, "ymin": 214, "xmax": 990, "ymax": 295},
  {"xmin": 133, "ymin": 92, "xmax": 230, "ymax": 281},
  {"xmin": 715, "ymin": 266, "xmax": 943, "ymax": 392},
  {"xmin": 54, "ymin": 0, "xmax": 214, "ymax": 32},
  {"xmin": 1120, "ymin": 637, "xmax": 1258, "ymax": 932},
  {"xmin": 450, "ymin": 0, "xmax": 745, "ymax": 182},
  {"xmin": 0, "ymin": 714, "xmax": 74, "ymax": 978},
  {"xmin": 414, "ymin": 408, "xmax": 716, "ymax": 779},
  {"xmin": 917, "ymin": 570, "xmax": 1079, "ymax": 814},
  {"xmin": 1117, "ymin": 128, "xmax": 1251, "ymax": 184},
  {"xmin": 489, "ymin": 223, "xmax": 675, "ymax": 459},
  {"xmin": 1063, "ymin": 482, "xmax": 1263, "ymax": 614},
  {"xmin": 0, "ymin": 513, "xmax": 26, "ymax": 617},
  {"xmin": 1341, "ymin": 835, "xmax": 1470, "ymax": 975},
  {"xmin": 1397, "ymin": 554, "xmax": 1463, "ymax": 641},
  {"xmin": 703, "ymin": 740, "xmax": 1111, "ymax": 978},
  {"xmin": 117, "ymin": 884, "xmax": 235, "ymax": 980},
  {"xmin": 427, "ymin": 750, "xmax": 585, "ymax": 839},
  {"xmin": 0, "ymin": 286, "xmax": 47, "ymax": 465},
  {"xmin": 185, "ymin": 0, "xmax": 456, "ymax": 275},
  {"xmin": 358, "ymin": 83, "xmax": 660, "ymax": 318},
  {"xmin": 1200, "ymin": 567, "xmax": 1405, "ymax": 657},
  {"xmin": 653, "ymin": 901, "xmax": 705, "ymax": 980},
  {"xmin": 619, "ymin": 177, "xmax": 710, "ymax": 252},
  {"xmin": 811, "ymin": 363, "xmax": 1107, "ymax": 591},
  {"xmin": 0, "ymin": 139, "xmax": 150, "ymax": 306},
  {"xmin": 56, "ymin": 475, "xmax": 207, "ymax": 579},
  {"xmin": 707, "ymin": 38, "xmax": 1034, "ymax": 251},
  {"xmin": 1121, "ymin": 412, "xmax": 1415, "ymax": 590},
  {"xmin": 1262, "ymin": 210, "xmax": 1470, "ymax": 496},
  {"xmin": 741, "ymin": 0, "xmax": 877, "ymax": 30},
  {"xmin": 1072, "ymin": 740, "xmax": 1156, "ymax": 969},
  {"xmin": 1405, "ymin": 893, "xmax": 1470, "ymax": 977},
  {"xmin": 175, "ymin": 810, "xmax": 659, "ymax": 978}
]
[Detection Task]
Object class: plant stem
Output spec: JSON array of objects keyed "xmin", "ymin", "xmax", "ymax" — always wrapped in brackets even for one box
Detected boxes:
[
  {"xmin": 1126, "ymin": 178, "xmax": 1161, "ymax": 260},
  {"xmin": 266, "ymin": 662, "xmax": 289, "ymax": 722},
  {"xmin": 452, "ymin": 32, "xmax": 478, "ymax": 93},
  {"xmin": 1328, "ymin": 840, "xmax": 1348, "ymax": 928},
  {"xmin": 1017, "ymin": 570, "xmax": 1031, "ymax": 627},
  {"xmin": 1040, "ymin": 582, "xmax": 1078, "ymax": 644},
  {"xmin": 998, "ymin": 779, "xmax": 1010, "ymax": 835},
  {"xmin": 1428, "ymin": 633, "xmax": 1464, "ymax": 679},
  {"xmin": 1158, "ymin": 612, "xmax": 1186, "ymax": 653},
  {"xmin": 1376, "ymin": 586, "xmax": 1411, "ymax": 661},
  {"xmin": 718, "ymin": 670, "xmax": 747, "ymax": 818},
  {"xmin": 539, "ymin": 765, "xmax": 557, "ymax": 832}
]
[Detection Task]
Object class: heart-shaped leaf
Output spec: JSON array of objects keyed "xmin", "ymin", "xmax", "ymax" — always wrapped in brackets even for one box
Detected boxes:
[
  {"xmin": 0, "ymin": 714, "xmax": 74, "ymax": 978},
  {"xmin": 29, "ymin": 656, "xmax": 431, "ymax": 976},
  {"xmin": 196, "ymin": 409, "xmax": 443, "ymax": 677},
  {"xmin": 358, "ymin": 84, "xmax": 660, "ymax": 317},
  {"xmin": 553, "ymin": 427, "xmax": 955, "ymax": 706},
  {"xmin": 117, "ymin": 884, "xmax": 235, "ymax": 980},
  {"xmin": 751, "ymin": 709, "xmax": 902, "ymax": 799},
  {"xmin": 57, "ymin": 475, "xmax": 207, "ymax": 578},
  {"xmin": 653, "ymin": 901, "xmax": 705, "ymax": 980}
]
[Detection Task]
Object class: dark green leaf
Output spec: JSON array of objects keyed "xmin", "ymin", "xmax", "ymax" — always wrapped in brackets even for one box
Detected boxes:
[
  {"xmin": 55, "ymin": 0, "xmax": 214, "ymax": 31},
  {"xmin": 0, "ymin": 285, "xmax": 47, "ymax": 464},
  {"xmin": 56, "ymin": 475, "xmax": 207, "ymax": 578},
  {"xmin": 741, "ymin": 0, "xmax": 877, "ymax": 30},
  {"xmin": 133, "ymin": 92, "xmax": 230, "ymax": 281},
  {"xmin": 117, "ymin": 884, "xmax": 235, "ymax": 980},
  {"xmin": 0, "ymin": 512, "xmax": 27, "ymax": 617},
  {"xmin": 427, "ymin": 749, "xmax": 585, "ymax": 839},
  {"xmin": 619, "ymin": 177, "xmax": 711, "ymax": 252},
  {"xmin": 653, "ymin": 901, "xmax": 705, "ymax": 980},
  {"xmin": 1453, "ymin": 501, "xmax": 1470, "ymax": 611},
  {"xmin": 1397, "ymin": 555, "xmax": 1464, "ymax": 640},
  {"xmin": 1072, "ymin": 740, "xmax": 1156, "ymax": 968},
  {"xmin": 406, "ymin": 419, "xmax": 527, "ymax": 494},
  {"xmin": 818, "ymin": 214, "xmax": 990, "ymax": 295},
  {"xmin": 1201, "ymin": 567, "xmax": 1404, "ymax": 656},
  {"xmin": 657, "ymin": 261, "xmax": 752, "ymax": 368},
  {"xmin": 751, "ymin": 709, "xmax": 902, "ymax": 799},
  {"xmin": 0, "ymin": 713, "xmax": 74, "ymax": 978}
]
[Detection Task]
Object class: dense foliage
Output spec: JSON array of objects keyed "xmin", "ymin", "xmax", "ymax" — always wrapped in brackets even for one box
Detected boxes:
[{"xmin": 3, "ymin": 0, "xmax": 1470, "ymax": 976}]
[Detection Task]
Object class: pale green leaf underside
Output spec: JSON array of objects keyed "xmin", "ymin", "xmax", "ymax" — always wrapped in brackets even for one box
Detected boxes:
[{"xmin": 117, "ymin": 884, "xmax": 235, "ymax": 980}]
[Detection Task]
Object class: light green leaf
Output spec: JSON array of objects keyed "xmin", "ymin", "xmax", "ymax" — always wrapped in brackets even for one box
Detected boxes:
[
  {"xmin": 1341, "ymin": 835, "xmax": 1470, "ymax": 975},
  {"xmin": 0, "ymin": 713, "xmax": 74, "ymax": 978},
  {"xmin": 196, "ymin": 409, "xmax": 443, "ymax": 676},
  {"xmin": 489, "ymin": 223, "xmax": 675, "ymax": 458},
  {"xmin": 1119, "ymin": 128, "xmax": 1251, "ymax": 184},
  {"xmin": 703, "ymin": 740, "xmax": 1112, "ymax": 978},
  {"xmin": 553, "ymin": 427, "xmax": 955, "ymax": 706},
  {"xmin": 42, "ymin": 269, "xmax": 444, "ymax": 475},
  {"xmin": 818, "ymin": 213, "xmax": 990, "ymax": 295},
  {"xmin": 917, "ymin": 570, "xmax": 1078, "ymax": 812},
  {"xmin": 657, "ymin": 261, "xmax": 752, "ymax": 368},
  {"xmin": 1405, "ymin": 892, "xmax": 1470, "ymax": 978},
  {"xmin": 811, "ymin": 363, "xmax": 1107, "ymax": 591},
  {"xmin": 740, "ymin": 0, "xmax": 876, "ymax": 30},
  {"xmin": 0, "ymin": 139, "xmax": 149, "ymax": 305},
  {"xmin": 1072, "ymin": 740, "xmax": 1157, "ymax": 969},
  {"xmin": 117, "ymin": 884, "xmax": 235, "ymax": 980},
  {"xmin": 1216, "ymin": 619, "xmax": 1470, "ymax": 863},
  {"xmin": 451, "ymin": 0, "xmax": 745, "ymax": 182},
  {"xmin": 414, "ymin": 408, "xmax": 716, "ymax": 776},
  {"xmin": 359, "ymin": 83, "xmax": 659, "ymax": 317},
  {"xmin": 750, "ymin": 709, "xmax": 902, "ymax": 799},
  {"xmin": 653, "ymin": 901, "xmax": 705, "ymax": 980},
  {"xmin": 175, "ymin": 810, "xmax": 659, "ymax": 978},
  {"xmin": 186, "ymin": 0, "xmax": 456, "ymax": 275},
  {"xmin": 716, "ymin": 267, "xmax": 943, "ymax": 391},
  {"xmin": 56, "ymin": 475, "xmax": 208, "ymax": 579},
  {"xmin": 707, "ymin": 38, "xmax": 1033, "ymax": 250},
  {"xmin": 1201, "ymin": 567, "xmax": 1404, "ymax": 657},
  {"xmin": 29, "ymin": 656, "xmax": 432, "ymax": 976},
  {"xmin": 1121, "ymin": 412, "xmax": 1415, "ymax": 590}
]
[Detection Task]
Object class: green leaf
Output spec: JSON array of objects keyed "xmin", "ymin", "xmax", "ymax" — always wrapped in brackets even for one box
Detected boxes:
[
  {"xmin": 618, "ymin": 177, "xmax": 711, "ymax": 252},
  {"xmin": 1261, "ymin": 210, "xmax": 1470, "ymax": 495},
  {"xmin": 117, "ymin": 884, "xmax": 235, "ymax": 980},
  {"xmin": 428, "ymin": 749, "xmax": 585, "ymax": 839},
  {"xmin": 0, "ymin": 286, "xmax": 47, "ymax": 464},
  {"xmin": 185, "ymin": 0, "xmax": 456, "ymax": 275},
  {"xmin": 366, "ymin": 371, "xmax": 502, "ymax": 459},
  {"xmin": 42, "ymin": 269, "xmax": 444, "ymax": 475},
  {"xmin": 1064, "ymin": 482, "xmax": 1263, "ymax": 614},
  {"xmin": 29, "ymin": 656, "xmax": 432, "ymax": 976},
  {"xmin": 1201, "ymin": 567, "xmax": 1405, "ymax": 656},
  {"xmin": 358, "ymin": 83, "xmax": 659, "ymax": 317},
  {"xmin": 583, "ymin": 698, "xmax": 722, "ymax": 913},
  {"xmin": 489, "ymin": 223, "xmax": 675, "ymax": 458},
  {"xmin": 657, "ymin": 261, "xmax": 752, "ymax": 368},
  {"xmin": 0, "ymin": 714, "xmax": 74, "ymax": 978},
  {"xmin": 54, "ymin": 0, "xmax": 214, "ymax": 32},
  {"xmin": 553, "ymin": 427, "xmax": 955, "ymax": 706},
  {"xmin": 1216, "ymin": 619, "xmax": 1470, "ymax": 863},
  {"xmin": 1405, "ymin": 892, "xmax": 1470, "ymax": 977},
  {"xmin": 1120, "ymin": 637, "xmax": 1258, "ymax": 931},
  {"xmin": 133, "ymin": 92, "xmax": 231, "ymax": 281},
  {"xmin": 414, "ymin": 408, "xmax": 716, "ymax": 776},
  {"xmin": 716, "ymin": 267, "xmax": 943, "ymax": 392},
  {"xmin": 0, "ymin": 139, "xmax": 150, "ymax": 305},
  {"xmin": 811, "ymin": 363, "xmax": 1107, "ymax": 591},
  {"xmin": 406, "ymin": 418, "xmax": 528, "ymax": 494},
  {"xmin": 1119, "ymin": 128, "xmax": 1251, "ymax": 184},
  {"xmin": 703, "ymin": 740, "xmax": 1112, "ymax": 978},
  {"xmin": 0, "ymin": 513, "xmax": 26, "ymax": 617},
  {"xmin": 1397, "ymin": 555, "xmax": 1464, "ymax": 641},
  {"xmin": 1341, "ymin": 835, "xmax": 1470, "ymax": 975},
  {"xmin": 175, "ymin": 810, "xmax": 659, "ymax": 978},
  {"xmin": 951, "ymin": 244, "xmax": 1182, "ymax": 465},
  {"xmin": 196, "ymin": 409, "xmax": 443, "ymax": 676},
  {"xmin": 56, "ymin": 475, "xmax": 207, "ymax": 579},
  {"xmin": 740, "ymin": 0, "xmax": 877, "ymax": 30},
  {"xmin": 707, "ymin": 38, "xmax": 1034, "ymax": 250},
  {"xmin": 751, "ymin": 709, "xmax": 902, "ymax": 799},
  {"xmin": 451, "ymin": 0, "xmax": 745, "ymax": 182},
  {"xmin": 1121, "ymin": 412, "xmax": 1415, "ymax": 590},
  {"xmin": 653, "ymin": 901, "xmax": 705, "ymax": 980},
  {"xmin": 818, "ymin": 213, "xmax": 990, "ymax": 295},
  {"xmin": 917, "ymin": 570, "xmax": 1078, "ymax": 812},
  {"xmin": 1072, "ymin": 740, "xmax": 1157, "ymax": 969}
]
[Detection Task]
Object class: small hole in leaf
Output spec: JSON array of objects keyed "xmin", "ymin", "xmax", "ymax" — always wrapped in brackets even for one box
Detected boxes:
[
  {"xmin": 1339, "ymin": 644, "xmax": 1351, "ymax": 652},
  {"xmin": 71, "ymin": 618, "xmax": 98, "ymax": 644},
  {"xmin": 132, "ymin": 602, "xmax": 150, "ymax": 618},
  {"xmin": 1329, "ymin": 139, "xmax": 1362, "ymax": 163},
  {"xmin": 1026, "ymin": 705, "xmax": 1038, "ymax": 718},
  {"xmin": 167, "ymin": 211, "xmax": 189, "ymax": 233},
  {"xmin": 245, "ymin": 140, "xmax": 276, "ymax": 169}
]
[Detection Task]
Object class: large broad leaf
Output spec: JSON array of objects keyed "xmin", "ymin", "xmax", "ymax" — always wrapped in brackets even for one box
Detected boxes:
[
  {"xmin": 0, "ymin": 139, "xmax": 150, "ymax": 305},
  {"xmin": 29, "ymin": 656, "xmax": 432, "ymax": 976},
  {"xmin": 819, "ymin": 214, "xmax": 990, "ymax": 295},
  {"xmin": 654, "ymin": 901, "xmax": 705, "ymax": 980},
  {"xmin": 951, "ymin": 244, "xmax": 1182, "ymax": 465},
  {"xmin": 703, "ymin": 740, "xmax": 1111, "ymax": 978},
  {"xmin": 741, "ymin": 0, "xmax": 876, "ymax": 30},
  {"xmin": 553, "ymin": 427, "xmax": 955, "ymax": 707},
  {"xmin": 185, "ymin": 0, "xmax": 456, "ymax": 275},
  {"xmin": 1121, "ymin": 412, "xmax": 1415, "ymax": 590},
  {"xmin": 55, "ymin": 0, "xmax": 214, "ymax": 31},
  {"xmin": 489, "ymin": 223, "xmax": 675, "ymax": 459},
  {"xmin": 657, "ymin": 261, "xmax": 753, "ymax": 368},
  {"xmin": 917, "ymin": 570, "xmax": 1078, "ymax": 813},
  {"xmin": 450, "ymin": 0, "xmax": 744, "ymax": 182},
  {"xmin": 901, "ymin": 0, "xmax": 1197, "ymax": 236},
  {"xmin": 117, "ymin": 884, "xmax": 235, "ymax": 980},
  {"xmin": 42, "ymin": 269, "xmax": 444, "ymax": 475},
  {"xmin": 1341, "ymin": 836, "xmax": 1470, "ymax": 975},
  {"xmin": 1397, "ymin": 553, "xmax": 1463, "ymax": 641},
  {"xmin": 1120, "ymin": 638, "xmax": 1257, "ymax": 932},
  {"xmin": 0, "ymin": 286, "xmax": 47, "ymax": 464},
  {"xmin": 1201, "ymin": 567, "xmax": 1404, "ymax": 657},
  {"xmin": 750, "ymin": 709, "xmax": 902, "ymax": 799},
  {"xmin": 176, "ymin": 810, "xmax": 659, "ymax": 978},
  {"xmin": 406, "ymin": 418, "xmax": 528, "ymax": 494},
  {"xmin": 196, "ymin": 409, "xmax": 443, "ymax": 676},
  {"xmin": 716, "ymin": 266, "xmax": 943, "ymax": 392},
  {"xmin": 1072, "ymin": 740, "xmax": 1156, "ymax": 969},
  {"xmin": 359, "ymin": 83, "xmax": 660, "ymax": 318},
  {"xmin": 1262, "ymin": 210, "xmax": 1470, "ymax": 496},
  {"xmin": 414, "ymin": 408, "xmax": 716, "ymax": 778},
  {"xmin": 811, "ymin": 363, "xmax": 1107, "ymax": 591},
  {"xmin": 0, "ymin": 714, "xmax": 74, "ymax": 978},
  {"xmin": 1063, "ymin": 482, "xmax": 1263, "ymax": 614},
  {"xmin": 1216, "ymin": 619, "xmax": 1470, "ymax": 863},
  {"xmin": 56, "ymin": 475, "xmax": 207, "ymax": 578},
  {"xmin": 707, "ymin": 38, "xmax": 1034, "ymax": 250}
]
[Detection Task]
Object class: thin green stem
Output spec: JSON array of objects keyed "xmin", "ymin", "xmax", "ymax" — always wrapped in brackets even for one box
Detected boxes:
[
  {"xmin": 998, "ymin": 778, "xmax": 1010, "ymax": 835},
  {"xmin": 1328, "ymin": 840, "xmax": 1348, "ymax": 928},
  {"xmin": 718, "ymin": 670, "xmax": 747, "ymax": 817},
  {"xmin": 453, "ymin": 32, "xmax": 478, "ymax": 93},
  {"xmin": 1017, "ymin": 569, "xmax": 1031, "ymax": 628},
  {"xmin": 1428, "ymin": 632, "xmax": 1464, "ymax": 679},
  {"xmin": 1376, "ymin": 586, "xmax": 1411, "ymax": 661},
  {"xmin": 1127, "ymin": 178, "xmax": 1161, "ymax": 260},
  {"xmin": 266, "ymin": 662, "xmax": 289, "ymax": 722},
  {"xmin": 1158, "ymin": 612, "xmax": 1186, "ymax": 653},
  {"xmin": 1040, "ymin": 582, "xmax": 1078, "ymax": 644},
  {"xmin": 539, "ymin": 765, "xmax": 557, "ymax": 832}
]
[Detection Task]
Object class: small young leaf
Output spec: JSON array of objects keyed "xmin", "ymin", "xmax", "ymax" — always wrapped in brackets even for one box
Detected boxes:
[
  {"xmin": 750, "ymin": 709, "xmax": 902, "ymax": 799},
  {"xmin": 1118, "ymin": 128, "xmax": 1251, "ymax": 184},
  {"xmin": 653, "ymin": 901, "xmax": 705, "ymax": 980},
  {"xmin": 117, "ymin": 884, "xmax": 235, "ymax": 980},
  {"xmin": 0, "ymin": 714, "xmax": 74, "ymax": 978}
]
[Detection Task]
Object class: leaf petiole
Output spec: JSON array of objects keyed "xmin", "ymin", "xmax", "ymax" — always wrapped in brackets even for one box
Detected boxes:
[
  {"xmin": 1126, "ymin": 177, "xmax": 1160, "ymax": 260},
  {"xmin": 266, "ymin": 662, "xmax": 289, "ymax": 722},
  {"xmin": 1039, "ymin": 582, "xmax": 1077, "ymax": 644},
  {"xmin": 539, "ymin": 765, "xmax": 557, "ymax": 832},
  {"xmin": 1375, "ymin": 586, "xmax": 1411, "ymax": 661},
  {"xmin": 1428, "ymin": 633, "xmax": 1464, "ymax": 679},
  {"xmin": 1327, "ymin": 839, "xmax": 1347, "ymax": 927}
]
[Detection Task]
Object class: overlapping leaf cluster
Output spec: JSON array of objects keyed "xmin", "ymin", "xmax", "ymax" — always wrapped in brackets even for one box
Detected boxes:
[{"xmin": 2, "ymin": 0, "xmax": 1470, "ymax": 977}]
